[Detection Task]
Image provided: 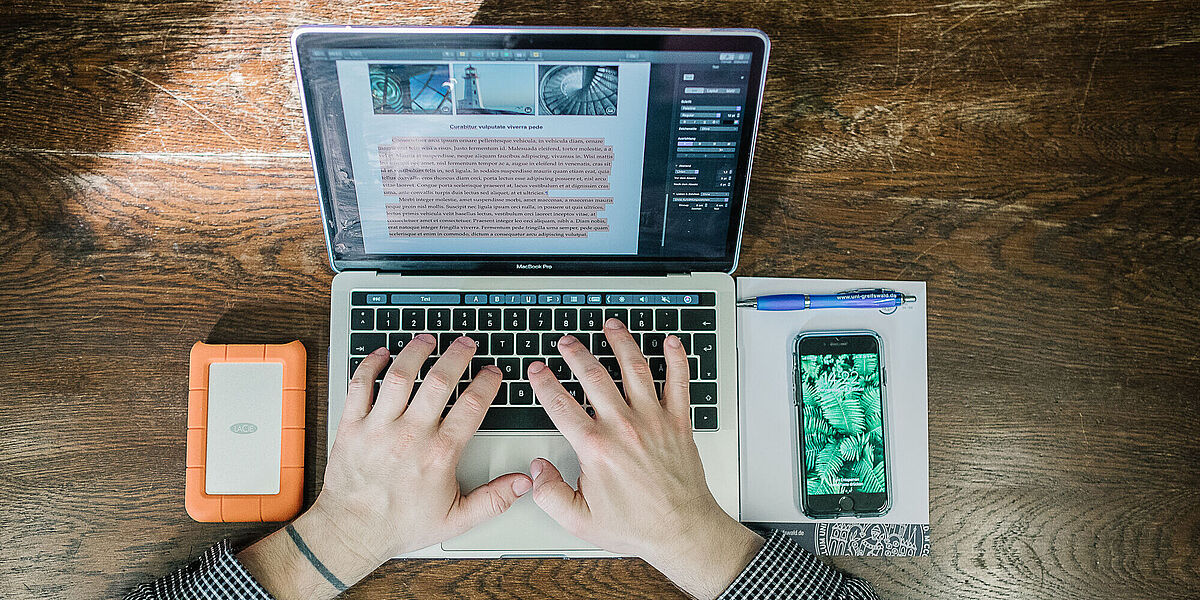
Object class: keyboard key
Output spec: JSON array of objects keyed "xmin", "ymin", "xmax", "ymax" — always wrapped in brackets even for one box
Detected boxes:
[
  {"xmin": 529, "ymin": 308, "xmax": 553, "ymax": 331},
  {"xmin": 675, "ymin": 333, "xmax": 692, "ymax": 353},
  {"xmin": 453, "ymin": 309, "xmax": 476, "ymax": 330},
  {"xmin": 592, "ymin": 333, "xmax": 613, "ymax": 355},
  {"xmin": 580, "ymin": 309, "xmax": 604, "ymax": 330},
  {"xmin": 479, "ymin": 407, "xmax": 556, "ymax": 430},
  {"xmin": 428, "ymin": 309, "xmax": 451, "ymax": 330},
  {"xmin": 479, "ymin": 308, "xmax": 502, "ymax": 330},
  {"xmin": 388, "ymin": 333, "xmax": 413, "ymax": 355},
  {"xmin": 492, "ymin": 382, "xmax": 508, "ymax": 404},
  {"xmin": 438, "ymin": 333, "xmax": 458, "ymax": 353},
  {"xmin": 349, "ymin": 357, "xmax": 364, "ymax": 379},
  {"xmin": 470, "ymin": 357, "xmax": 495, "ymax": 378},
  {"xmin": 655, "ymin": 309, "xmax": 679, "ymax": 331},
  {"xmin": 350, "ymin": 333, "xmax": 386, "ymax": 356},
  {"xmin": 695, "ymin": 333, "xmax": 717, "ymax": 379},
  {"xmin": 504, "ymin": 309, "xmax": 527, "ymax": 330},
  {"xmin": 648, "ymin": 357, "xmax": 667, "ymax": 380},
  {"xmin": 538, "ymin": 294, "xmax": 561, "ymax": 305},
  {"xmin": 420, "ymin": 357, "xmax": 437, "ymax": 378},
  {"xmin": 688, "ymin": 357, "xmax": 699, "ymax": 377},
  {"xmin": 598, "ymin": 356, "xmax": 621, "ymax": 380},
  {"xmin": 693, "ymin": 406, "xmax": 718, "ymax": 430},
  {"xmin": 366, "ymin": 293, "xmax": 388, "ymax": 305},
  {"xmin": 391, "ymin": 293, "xmax": 461, "ymax": 305},
  {"xmin": 564, "ymin": 294, "xmax": 586, "ymax": 305},
  {"xmin": 690, "ymin": 382, "xmax": 717, "ymax": 404},
  {"xmin": 510, "ymin": 382, "xmax": 535, "ymax": 405},
  {"xmin": 522, "ymin": 357, "xmax": 542, "ymax": 375},
  {"xmin": 629, "ymin": 309, "xmax": 653, "ymax": 331},
  {"xmin": 541, "ymin": 333, "xmax": 562, "ymax": 355},
  {"xmin": 643, "ymin": 333, "xmax": 665, "ymax": 356},
  {"xmin": 465, "ymin": 293, "xmax": 488, "ymax": 305},
  {"xmin": 489, "ymin": 294, "xmax": 506, "ymax": 305},
  {"xmin": 562, "ymin": 381, "xmax": 585, "ymax": 404},
  {"xmin": 604, "ymin": 308, "xmax": 628, "ymax": 325},
  {"xmin": 402, "ymin": 308, "xmax": 425, "ymax": 330},
  {"xmin": 497, "ymin": 357, "xmax": 521, "ymax": 379},
  {"xmin": 547, "ymin": 357, "xmax": 572, "ymax": 380},
  {"xmin": 376, "ymin": 308, "xmax": 400, "ymax": 331},
  {"xmin": 351, "ymin": 308, "xmax": 374, "ymax": 330},
  {"xmin": 491, "ymin": 333, "xmax": 515, "ymax": 355},
  {"xmin": 555, "ymin": 308, "xmax": 578, "ymax": 330},
  {"xmin": 516, "ymin": 333, "xmax": 539, "ymax": 354},
  {"xmin": 681, "ymin": 309, "xmax": 716, "ymax": 330},
  {"xmin": 465, "ymin": 332, "xmax": 488, "ymax": 354}
]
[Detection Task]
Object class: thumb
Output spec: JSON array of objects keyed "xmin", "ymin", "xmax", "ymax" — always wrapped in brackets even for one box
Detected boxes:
[
  {"xmin": 529, "ymin": 458, "xmax": 589, "ymax": 534},
  {"xmin": 455, "ymin": 472, "xmax": 533, "ymax": 529}
]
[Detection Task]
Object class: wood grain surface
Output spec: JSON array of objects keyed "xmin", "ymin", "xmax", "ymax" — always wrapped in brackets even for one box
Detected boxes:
[{"xmin": 2, "ymin": 0, "xmax": 1198, "ymax": 598}]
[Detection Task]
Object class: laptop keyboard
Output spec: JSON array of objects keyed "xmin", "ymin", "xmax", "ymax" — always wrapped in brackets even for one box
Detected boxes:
[{"xmin": 348, "ymin": 291, "xmax": 720, "ymax": 431}]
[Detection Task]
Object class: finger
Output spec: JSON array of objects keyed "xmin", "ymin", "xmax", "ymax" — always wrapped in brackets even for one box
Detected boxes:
[
  {"xmin": 453, "ymin": 472, "xmax": 534, "ymax": 531},
  {"xmin": 372, "ymin": 333, "xmax": 436, "ymax": 421},
  {"xmin": 527, "ymin": 360, "xmax": 594, "ymax": 445},
  {"xmin": 529, "ymin": 458, "xmax": 590, "ymax": 536},
  {"xmin": 405, "ymin": 335, "xmax": 476, "ymax": 423},
  {"xmin": 555, "ymin": 333, "xmax": 626, "ymax": 417},
  {"xmin": 344, "ymin": 346, "xmax": 389, "ymax": 422},
  {"xmin": 662, "ymin": 334, "xmax": 693, "ymax": 428},
  {"xmin": 439, "ymin": 364, "xmax": 503, "ymax": 449},
  {"xmin": 602, "ymin": 318, "xmax": 658, "ymax": 410}
]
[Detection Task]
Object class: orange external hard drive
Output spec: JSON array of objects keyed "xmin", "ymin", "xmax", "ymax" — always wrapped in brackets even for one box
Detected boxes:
[{"xmin": 186, "ymin": 341, "xmax": 305, "ymax": 522}]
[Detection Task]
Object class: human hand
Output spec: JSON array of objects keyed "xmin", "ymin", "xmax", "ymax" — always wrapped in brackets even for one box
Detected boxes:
[
  {"xmin": 525, "ymin": 319, "xmax": 763, "ymax": 600},
  {"xmin": 239, "ymin": 335, "xmax": 531, "ymax": 599}
]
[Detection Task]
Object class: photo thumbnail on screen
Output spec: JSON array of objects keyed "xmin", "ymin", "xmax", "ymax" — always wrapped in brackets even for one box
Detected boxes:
[
  {"xmin": 370, "ymin": 64, "xmax": 452, "ymax": 114},
  {"xmin": 452, "ymin": 64, "xmax": 535, "ymax": 115},
  {"xmin": 538, "ymin": 65, "xmax": 619, "ymax": 116}
]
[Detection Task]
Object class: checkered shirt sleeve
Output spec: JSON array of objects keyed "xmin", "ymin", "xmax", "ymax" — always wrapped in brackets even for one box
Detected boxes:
[
  {"xmin": 717, "ymin": 530, "xmax": 881, "ymax": 600},
  {"xmin": 124, "ymin": 539, "xmax": 274, "ymax": 600}
]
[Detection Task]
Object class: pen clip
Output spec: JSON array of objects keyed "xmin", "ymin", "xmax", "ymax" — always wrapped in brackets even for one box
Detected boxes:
[{"xmin": 839, "ymin": 288, "xmax": 906, "ymax": 315}]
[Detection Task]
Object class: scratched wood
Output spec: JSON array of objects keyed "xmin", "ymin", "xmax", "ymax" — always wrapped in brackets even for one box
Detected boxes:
[{"xmin": 1, "ymin": 0, "xmax": 1199, "ymax": 598}]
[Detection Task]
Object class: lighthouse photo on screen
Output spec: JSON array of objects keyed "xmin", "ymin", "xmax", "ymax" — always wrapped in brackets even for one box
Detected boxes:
[{"xmin": 451, "ymin": 63, "xmax": 536, "ymax": 115}]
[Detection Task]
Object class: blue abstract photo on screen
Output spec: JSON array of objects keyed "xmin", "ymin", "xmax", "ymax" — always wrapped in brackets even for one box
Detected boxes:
[
  {"xmin": 452, "ymin": 64, "xmax": 536, "ymax": 115},
  {"xmin": 370, "ymin": 64, "xmax": 452, "ymax": 114}
]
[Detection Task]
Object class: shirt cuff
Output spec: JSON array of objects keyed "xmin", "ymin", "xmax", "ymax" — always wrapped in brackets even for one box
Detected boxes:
[
  {"xmin": 124, "ymin": 539, "xmax": 275, "ymax": 600},
  {"xmin": 716, "ymin": 530, "xmax": 880, "ymax": 600}
]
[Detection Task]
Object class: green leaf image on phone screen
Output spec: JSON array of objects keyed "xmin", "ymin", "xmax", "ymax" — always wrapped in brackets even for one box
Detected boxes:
[{"xmin": 800, "ymin": 353, "xmax": 885, "ymax": 495}]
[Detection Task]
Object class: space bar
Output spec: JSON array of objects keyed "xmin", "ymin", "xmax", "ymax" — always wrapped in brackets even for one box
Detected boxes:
[{"xmin": 480, "ymin": 407, "xmax": 558, "ymax": 430}]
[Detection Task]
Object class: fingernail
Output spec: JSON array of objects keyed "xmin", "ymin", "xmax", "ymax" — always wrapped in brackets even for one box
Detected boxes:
[
  {"xmin": 530, "ymin": 459, "xmax": 544, "ymax": 479},
  {"xmin": 372, "ymin": 346, "xmax": 389, "ymax": 356},
  {"xmin": 605, "ymin": 318, "xmax": 624, "ymax": 330},
  {"xmin": 666, "ymin": 335, "xmax": 682, "ymax": 349},
  {"xmin": 483, "ymin": 364, "xmax": 501, "ymax": 374},
  {"xmin": 455, "ymin": 335, "xmax": 475, "ymax": 347},
  {"xmin": 416, "ymin": 333, "xmax": 436, "ymax": 344},
  {"xmin": 512, "ymin": 477, "xmax": 533, "ymax": 497},
  {"xmin": 558, "ymin": 334, "xmax": 577, "ymax": 347},
  {"xmin": 528, "ymin": 361, "xmax": 545, "ymax": 374}
]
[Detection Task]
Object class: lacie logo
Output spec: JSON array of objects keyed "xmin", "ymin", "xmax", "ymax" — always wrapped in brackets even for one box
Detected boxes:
[
  {"xmin": 514, "ymin": 263, "xmax": 552, "ymax": 270},
  {"xmin": 230, "ymin": 422, "xmax": 258, "ymax": 434}
]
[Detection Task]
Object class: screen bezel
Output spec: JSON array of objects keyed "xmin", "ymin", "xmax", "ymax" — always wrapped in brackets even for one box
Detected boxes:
[
  {"xmin": 794, "ymin": 333, "xmax": 889, "ymax": 517},
  {"xmin": 291, "ymin": 26, "xmax": 769, "ymax": 274}
]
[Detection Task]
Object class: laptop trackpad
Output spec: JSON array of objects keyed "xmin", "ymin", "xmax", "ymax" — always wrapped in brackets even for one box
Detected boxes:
[{"xmin": 443, "ymin": 434, "xmax": 596, "ymax": 552}]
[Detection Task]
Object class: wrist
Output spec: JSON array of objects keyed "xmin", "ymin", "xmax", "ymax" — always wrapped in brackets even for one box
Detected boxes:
[{"xmin": 643, "ymin": 513, "xmax": 763, "ymax": 600}]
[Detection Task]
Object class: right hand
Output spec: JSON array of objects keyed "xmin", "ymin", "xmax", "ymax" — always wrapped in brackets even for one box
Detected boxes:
[{"xmin": 526, "ymin": 319, "xmax": 763, "ymax": 599}]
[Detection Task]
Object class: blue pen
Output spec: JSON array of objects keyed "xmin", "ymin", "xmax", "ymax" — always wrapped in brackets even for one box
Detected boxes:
[{"xmin": 736, "ymin": 289, "xmax": 918, "ymax": 311}]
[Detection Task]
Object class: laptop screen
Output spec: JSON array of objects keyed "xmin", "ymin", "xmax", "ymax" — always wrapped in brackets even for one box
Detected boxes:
[{"xmin": 293, "ymin": 28, "xmax": 768, "ymax": 274}]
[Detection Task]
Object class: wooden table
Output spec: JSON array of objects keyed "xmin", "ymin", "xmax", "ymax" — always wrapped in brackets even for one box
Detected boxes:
[{"xmin": 2, "ymin": 1, "xmax": 1197, "ymax": 597}]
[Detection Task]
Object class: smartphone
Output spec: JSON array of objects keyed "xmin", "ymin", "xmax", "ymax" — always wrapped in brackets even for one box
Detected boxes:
[{"xmin": 793, "ymin": 331, "xmax": 889, "ymax": 518}]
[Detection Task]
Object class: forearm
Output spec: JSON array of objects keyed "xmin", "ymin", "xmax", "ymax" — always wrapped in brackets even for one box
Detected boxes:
[{"xmin": 237, "ymin": 502, "xmax": 387, "ymax": 600}]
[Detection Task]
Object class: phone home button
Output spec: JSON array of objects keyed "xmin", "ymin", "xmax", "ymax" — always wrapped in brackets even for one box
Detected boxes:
[{"xmin": 838, "ymin": 496, "xmax": 854, "ymax": 511}]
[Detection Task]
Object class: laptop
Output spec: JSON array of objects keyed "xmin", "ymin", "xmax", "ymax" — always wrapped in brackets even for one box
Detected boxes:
[{"xmin": 291, "ymin": 25, "xmax": 769, "ymax": 557}]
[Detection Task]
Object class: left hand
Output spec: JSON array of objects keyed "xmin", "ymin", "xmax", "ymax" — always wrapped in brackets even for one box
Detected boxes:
[
  {"xmin": 240, "ymin": 334, "xmax": 531, "ymax": 598},
  {"xmin": 315, "ymin": 334, "xmax": 533, "ymax": 561}
]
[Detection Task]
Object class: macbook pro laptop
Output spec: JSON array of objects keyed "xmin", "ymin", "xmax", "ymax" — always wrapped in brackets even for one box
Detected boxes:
[{"xmin": 291, "ymin": 26, "xmax": 769, "ymax": 557}]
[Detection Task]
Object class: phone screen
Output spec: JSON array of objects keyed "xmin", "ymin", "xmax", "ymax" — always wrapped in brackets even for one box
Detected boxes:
[{"xmin": 797, "ymin": 335, "xmax": 887, "ymax": 515}]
